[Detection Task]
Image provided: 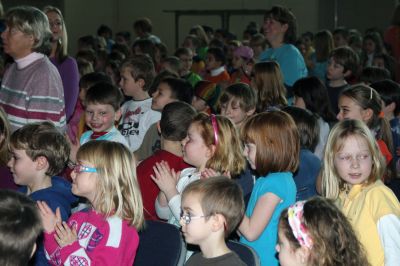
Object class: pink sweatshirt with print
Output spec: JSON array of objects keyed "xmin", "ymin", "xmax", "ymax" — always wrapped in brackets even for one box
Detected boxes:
[{"xmin": 44, "ymin": 209, "xmax": 139, "ymax": 266}]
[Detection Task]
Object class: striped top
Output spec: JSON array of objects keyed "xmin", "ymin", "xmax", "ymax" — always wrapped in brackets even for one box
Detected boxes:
[{"xmin": 0, "ymin": 57, "xmax": 66, "ymax": 132}]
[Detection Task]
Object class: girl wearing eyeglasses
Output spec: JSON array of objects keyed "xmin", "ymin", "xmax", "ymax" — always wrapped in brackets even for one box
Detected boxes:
[
  {"xmin": 321, "ymin": 119, "xmax": 400, "ymax": 266},
  {"xmin": 38, "ymin": 140, "xmax": 144, "ymax": 265}
]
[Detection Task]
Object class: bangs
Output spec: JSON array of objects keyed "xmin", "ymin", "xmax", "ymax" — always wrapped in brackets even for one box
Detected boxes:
[{"xmin": 240, "ymin": 117, "xmax": 259, "ymax": 144}]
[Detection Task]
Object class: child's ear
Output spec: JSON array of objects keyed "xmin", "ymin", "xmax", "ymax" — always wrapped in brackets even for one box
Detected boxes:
[
  {"xmin": 115, "ymin": 108, "xmax": 122, "ymax": 122},
  {"xmin": 246, "ymin": 107, "xmax": 256, "ymax": 117},
  {"xmin": 206, "ymin": 144, "xmax": 217, "ymax": 159},
  {"xmin": 211, "ymin": 213, "xmax": 226, "ymax": 232},
  {"xmin": 35, "ymin": 156, "xmax": 48, "ymax": 171},
  {"xmin": 281, "ymin": 23, "xmax": 289, "ymax": 33},
  {"xmin": 137, "ymin": 78, "xmax": 146, "ymax": 89},
  {"xmin": 295, "ymin": 246, "xmax": 310, "ymax": 265},
  {"xmin": 343, "ymin": 69, "xmax": 352, "ymax": 78},
  {"xmin": 156, "ymin": 121, "xmax": 161, "ymax": 134},
  {"xmin": 386, "ymin": 102, "xmax": 396, "ymax": 113},
  {"xmin": 361, "ymin": 108, "xmax": 374, "ymax": 122}
]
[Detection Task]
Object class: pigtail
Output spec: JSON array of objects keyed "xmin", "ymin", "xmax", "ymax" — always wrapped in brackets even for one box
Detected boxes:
[{"xmin": 376, "ymin": 115, "xmax": 396, "ymax": 181}]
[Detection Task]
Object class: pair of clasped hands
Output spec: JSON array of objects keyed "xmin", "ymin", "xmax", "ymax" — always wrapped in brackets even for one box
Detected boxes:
[
  {"xmin": 150, "ymin": 160, "xmax": 230, "ymax": 193},
  {"xmin": 37, "ymin": 201, "xmax": 77, "ymax": 248}
]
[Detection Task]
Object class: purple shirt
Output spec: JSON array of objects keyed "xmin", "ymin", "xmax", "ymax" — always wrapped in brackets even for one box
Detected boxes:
[{"xmin": 50, "ymin": 56, "xmax": 79, "ymax": 121}]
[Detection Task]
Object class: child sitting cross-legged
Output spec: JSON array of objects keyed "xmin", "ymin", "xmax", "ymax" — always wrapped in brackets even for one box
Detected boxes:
[{"xmin": 181, "ymin": 176, "xmax": 246, "ymax": 265}]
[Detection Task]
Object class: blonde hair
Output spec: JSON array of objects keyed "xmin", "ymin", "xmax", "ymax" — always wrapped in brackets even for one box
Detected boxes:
[
  {"xmin": 321, "ymin": 120, "xmax": 385, "ymax": 199},
  {"xmin": 253, "ymin": 61, "xmax": 287, "ymax": 112},
  {"xmin": 0, "ymin": 107, "xmax": 10, "ymax": 166},
  {"xmin": 192, "ymin": 113, "xmax": 246, "ymax": 176},
  {"xmin": 76, "ymin": 141, "xmax": 144, "ymax": 230},
  {"xmin": 43, "ymin": 6, "xmax": 68, "ymax": 63}
]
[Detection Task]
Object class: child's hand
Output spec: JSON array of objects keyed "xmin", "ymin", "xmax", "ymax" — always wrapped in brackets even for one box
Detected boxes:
[
  {"xmin": 201, "ymin": 168, "xmax": 220, "ymax": 179},
  {"xmin": 55, "ymin": 221, "xmax": 77, "ymax": 248},
  {"xmin": 151, "ymin": 161, "xmax": 180, "ymax": 199},
  {"xmin": 65, "ymin": 133, "xmax": 80, "ymax": 163},
  {"xmin": 201, "ymin": 168, "xmax": 231, "ymax": 179},
  {"xmin": 37, "ymin": 201, "xmax": 62, "ymax": 233}
]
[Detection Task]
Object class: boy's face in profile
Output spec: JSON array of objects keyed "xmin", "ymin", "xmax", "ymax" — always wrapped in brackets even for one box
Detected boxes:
[
  {"xmin": 205, "ymin": 53, "xmax": 221, "ymax": 71},
  {"xmin": 151, "ymin": 82, "xmax": 176, "ymax": 111},
  {"xmin": 7, "ymin": 148, "xmax": 40, "ymax": 187},
  {"xmin": 191, "ymin": 96, "xmax": 208, "ymax": 112},
  {"xmin": 180, "ymin": 192, "xmax": 212, "ymax": 245},
  {"xmin": 85, "ymin": 103, "xmax": 121, "ymax": 132},
  {"xmin": 220, "ymin": 97, "xmax": 254, "ymax": 127},
  {"xmin": 119, "ymin": 67, "xmax": 143, "ymax": 98},
  {"xmin": 327, "ymin": 57, "xmax": 346, "ymax": 82}
]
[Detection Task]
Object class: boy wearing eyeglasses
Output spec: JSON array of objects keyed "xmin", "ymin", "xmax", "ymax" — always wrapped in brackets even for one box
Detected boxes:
[
  {"xmin": 181, "ymin": 176, "xmax": 246, "ymax": 265},
  {"xmin": 7, "ymin": 121, "xmax": 77, "ymax": 265}
]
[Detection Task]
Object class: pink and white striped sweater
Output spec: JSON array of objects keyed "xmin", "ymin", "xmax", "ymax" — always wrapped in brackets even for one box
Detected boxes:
[{"xmin": 0, "ymin": 56, "xmax": 66, "ymax": 132}]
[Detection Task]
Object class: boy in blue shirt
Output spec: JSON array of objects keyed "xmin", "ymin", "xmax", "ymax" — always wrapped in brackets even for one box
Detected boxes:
[{"xmin": 8, "ymin": 122, "xmax": 76, "ymax": 265}]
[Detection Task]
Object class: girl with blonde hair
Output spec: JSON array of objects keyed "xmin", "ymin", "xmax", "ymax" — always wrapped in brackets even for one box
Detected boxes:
[
  {"xmin": 38, "ymin": 140, "xmax": 144, "ymax": 265},
  {"xmin": 43, "ymin": 5, "xmax": 79, "ymax": 121},
  {"xmin": 321, "ymin": 119, "xmax": 400, "ymax": 266},
  {"xmin": 152, "ymin": 113, "xmax": 246, "ymax": 225}
]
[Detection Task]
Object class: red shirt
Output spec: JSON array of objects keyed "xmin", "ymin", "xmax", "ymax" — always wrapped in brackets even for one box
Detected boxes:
[{"xmin": 137, "ymin": 150, "xmax": 189, "ymax": 220}]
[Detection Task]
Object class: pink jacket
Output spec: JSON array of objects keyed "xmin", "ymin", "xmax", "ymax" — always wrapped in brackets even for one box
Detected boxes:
[{"xmin": 44, "ymin": 209, "xmax": 139, "ymax": 266}]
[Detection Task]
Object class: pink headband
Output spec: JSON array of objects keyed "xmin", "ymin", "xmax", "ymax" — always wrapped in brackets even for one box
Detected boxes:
[
  {"xmin": 210, "ymin": 114, "xmax": 219, "ymax": 146},
  {"xmin": 288, "ymin": 201, "xmax": 313, "ymax": 249}
]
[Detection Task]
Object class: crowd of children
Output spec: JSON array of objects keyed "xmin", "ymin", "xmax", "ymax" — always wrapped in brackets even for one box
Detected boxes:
[{"xmin": 0, "ymin": 3, "xmax": 400, "ymax": 266}]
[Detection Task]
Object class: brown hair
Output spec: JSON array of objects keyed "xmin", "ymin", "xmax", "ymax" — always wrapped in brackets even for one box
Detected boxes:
[
  {"xmin": 253, "ymin": 61, "xmax": 287, "ymax": 112},
  {"xmin": 279, "ymin": 197, "xmax": 370, "ymax": 266},
  {"xmin": 264, "ymin": 5, "xmax": 297, "ymax": 44},
  {"xmin": 10, "ymin": 122, "xmax": 70, "ymax": 176},
  {"xmin": 314, "ymin": 30, "xmax": 334, "ymax": 62},
  {"xmin": 121, "ymin": 54, "xmax": 155, "ymax": 91},
  {"xmin": 330, "ymin": 46, "xmax": 359, "ymax": 75},
  {"xmin": 219, "ymin": 83, "xmax": 257, "ymax": 112},
  {"xmin": 85, "ymin": 82, "xmax": 123, "ymax": 111},
  {"xmin": 182, "ymin": 176, "xmax": 244, "ymax": 237},
  {"xmin": 0, "ymin": 190, "xmax": 42, "ymax": 266},
  {"xmin": 160, "ymin": 102, "xmax": 197, "ymax": 141},
  {"xmin": 241, "ymin": 111, "xmax": 299, "ymax": 176}
]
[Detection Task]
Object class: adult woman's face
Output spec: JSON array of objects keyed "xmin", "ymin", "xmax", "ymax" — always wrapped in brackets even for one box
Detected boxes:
[
  {"xmin": 1, "ymin": 26, "xmax": 34, "ymax": 59},
  {"xmin": 263, "ymin": 17, "xmax": 288, "ymax": 46},
  {"xmin": 46, "ymin": 11, "xmax": 63, "ymax": 42}
]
